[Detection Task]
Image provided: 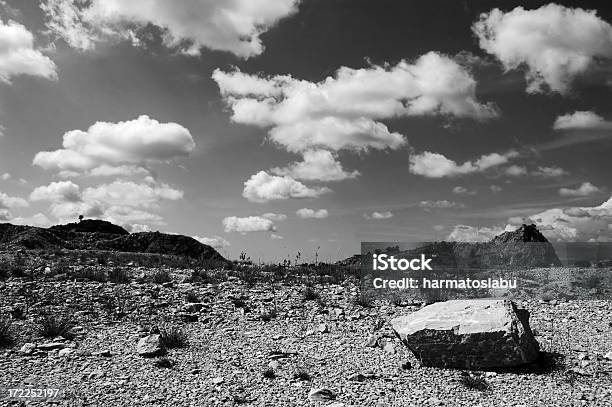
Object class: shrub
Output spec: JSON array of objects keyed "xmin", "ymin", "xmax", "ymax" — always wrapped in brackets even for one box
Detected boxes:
[
  {"xmin": 353, "ymin": 291, "xmax": 375, "ymax": 308},
  {"xmin": 293, "ymin": 369, "xmax": 311, "ymax": 381},
  {"xmin": 584, "ymin": 275, "xmax": 602, "ymax": 289},
  {"xmin": 186, "ymin": 269, "xmax": 211, "ymax": 285},
  {"xmin": 301, "ymin": 286, "xmax": 320, "ymax": 302},
  {"xmin": 74, "ymin": 268, "xmax": 107, "ymax": 282},
  {"xmin": 0, "ymin": 317, "xmax": 14, "ymax": 348},
  {"xmin": 260, "ymin": 308, "xmax": 277, "ymax": 322},
  {"xmin": 185, "ymin": 291, "xmax": 200, "ymax": 303},
  {"xmin": 159, "ymin": 325, "xmax": 188, "ymax": 348},
  {"xmin": 154, "ymin": 356, "xmax": 174, "ymax": 369},
  {"xmin": 262, "ymin": 369, "xmax": 276, "ymax": 379},
  {"xmin": 151, "ymin": 270, "xmax": 172, "ymax": 284},
  {"xmin": 96, "ymin": 253, "xmax": 109, "ymax": 265},
  {"xmin": 108, "ymin": 268, "xmax": 130, "ymax": 284},
  {"xmin": 459, "ymin": 372, "xmax": 490, "ymax": 391},
  {"xmin": 38, "ymin": 314, "xmax": 75, "ymax": 339}
]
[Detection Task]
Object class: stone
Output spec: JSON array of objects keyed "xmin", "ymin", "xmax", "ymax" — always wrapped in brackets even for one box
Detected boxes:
[
  {"xmin": 308, "ymin": 388, "xmax": 336, "ymax": 401},
  {"xmin": 183, "ymin": 302, "xmax": 207, "ymax": 313},
  {"xmin": 136, "ymin": 334, "xmax": 164, "ymax": 357},
  {"xmin": 58, "ymin": 348, "xmax": 74, "ymax": 357},
  {"xmin": 364, "ymin": 334, "xmax": 379, "ymax": 348},
  {"xmin": 38, "ymin": 342, "xmax": 66, "ymax": 351},
  {"xmin": 19, "ymin": 343, "xmax": 36, "ymax": 355},
  {"xmin": 317, "ymin": 323, "xmax": 329, "ymax": 333},
  {"xmin": 390, "ymin": 299, "xmax": 540, "ymax": 370},
  {"xmin": 604, "ymin": 351, "xmax": 612, "ymax": 360},
  {"xmin": 211, "ymin": 377, "xmax": 224, "ymax": 385},
  {"xmin": 382, "ymin": 342, "xmax": 395, "ymax": 354}
]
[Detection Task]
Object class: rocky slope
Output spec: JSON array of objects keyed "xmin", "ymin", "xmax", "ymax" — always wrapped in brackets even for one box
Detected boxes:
[{"xmin": 0, "ymin": 220, "xmax": 226, "ymax": 262}]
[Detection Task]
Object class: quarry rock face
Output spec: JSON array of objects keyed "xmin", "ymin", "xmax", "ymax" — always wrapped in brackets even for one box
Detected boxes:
[{"xmin": 390, "ymin": 299, "xmax": 540, "ymax": 370}]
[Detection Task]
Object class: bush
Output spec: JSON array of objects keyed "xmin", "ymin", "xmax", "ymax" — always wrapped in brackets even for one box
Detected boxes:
[
  {"xmin": 74, "ymin": 268, "xmax": 107, "ymax": 282},
  {"xmin": 459, "ymin": 372, "xmax": 490, "ymax": 391},
  {"xmin": 262, "ymin": 369, "xmax": 276, "ymax": 379},
  {"xmin": 583, "ymin": 275, "xmax": 602, "ymax": 289},
  {"xmin": 109, "ymin": 268, "xmax": 130, "ymax": 284},
  {"xmin": 301, "ymin": 286, "xmax": 320, "ymax": 302},
  {"xmin": 0, "ymin": 317, "xmax": 14, "ymax": 348},
  {"xmin": 185, "ymin": 291, "xmax": 200, "ymax": 303},
  {"xmin": 151, "ymin": 270, "xmax": 172, "ymax": 284},
  {"xmin": 186, "ymin": 269, "xmax": 211, "ymax": 285},
  {"xmin": 260, "ymin": 308, "xmax": 277, "ymax": 322},
  {"xmin": 293, "ymin": 369, "xmax": 311, "ymax": 381},
  {"xmin": 159, "ymin": 325, "xmax": 188, "ymax": 348},
  {"xmin": 154, "ymin": 356, "xmax": 174, "ymax": 369},
  {"xmin": 38, "ymin": 314, "xmax": 75, "ymax": 339}
]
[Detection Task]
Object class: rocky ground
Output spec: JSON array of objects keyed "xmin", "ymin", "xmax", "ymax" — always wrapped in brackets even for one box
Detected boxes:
[{"xmin": 0, "ymin": 251, "xmax": 611, "ymax": 406}]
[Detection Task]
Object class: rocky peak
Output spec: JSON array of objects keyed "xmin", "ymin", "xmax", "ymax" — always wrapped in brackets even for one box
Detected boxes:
[{"xmin": 492, "ymin": 224, "xmax": 549, "ymax": 244}]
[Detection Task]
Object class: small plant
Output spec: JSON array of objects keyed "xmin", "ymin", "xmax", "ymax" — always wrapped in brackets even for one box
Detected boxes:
[
  {"xmin": 159, "ymin": 325, "xmax": 188, "ymax": 348},
  {"xmin": 96, "ymin": 253, "xmax": 109, "ymax": 265},
  {"xmin": 459, "ymin": 372, "xmax": 490, "ymax": 391},
  {"xmin": 230, "ymin": 297, "xmax": 247, "ymax": 309},
  {"xmin": 262, "ymin": 368, "xmax": 276, "ymax": 379},
  {"xmin": 74, "ymin": 268, "xmax": 107, "ymax": 282},
  {"xmin": 154, "ymin": 356, "xmax": 174, "ymax": 369},
  {"xmin": 37, "ymin": 314, "xmax": 75, "ymax": 339},
  {"xmin": 354, "ymin": 291, "xmax": 375, "ymax": 308},
  {"xmin": 583, "ymin": 275, "xmax": 602, "ymax": 289},
  {"xmin": 186, "ymin": 269, "xmax": 211, "ymax": 284},
  {"xmin": 301, "ymin": 286, "xmax": 320, "ymax": 302},
  {"xmin": 185, "ymin": 291, "xmax": 200, "ymax": 303},
  {"xmin": 293, "ymin": 369, "xmax": 311, "ymax": 381},
  {"xmin": 0, "ymin": 317, "xmax": 15, "ymax": 348},
  {"xmin": 10, "ymin": 306, "xmax": 26, "ymax": 320},
  {"xmin": 260, "ymin": 308, "xmax": 278, "ymax": 322},
  {"xmin": 108, "ymin": 268, "xmax": 130, "ymax": 284},
  {"xmin": 151, "ymin": 270, "xmax": 172, "ymax": 284}
]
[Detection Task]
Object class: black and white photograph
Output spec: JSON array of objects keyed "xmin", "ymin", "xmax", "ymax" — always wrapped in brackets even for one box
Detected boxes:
[{"xmin": 0, "ymin": 0, "xmax": 611, "ymax": 405}]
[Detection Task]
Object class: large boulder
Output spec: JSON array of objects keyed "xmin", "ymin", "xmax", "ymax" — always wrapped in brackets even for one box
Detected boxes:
[{"xmin": 390, "ymin": 299, "xmax": 539, "ymax": 370}]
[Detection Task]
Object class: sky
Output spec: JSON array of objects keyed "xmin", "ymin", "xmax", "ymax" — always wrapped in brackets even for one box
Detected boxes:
[{"xmin": 0, "ymin": 0, "xmax": 612, "ymax": 262}]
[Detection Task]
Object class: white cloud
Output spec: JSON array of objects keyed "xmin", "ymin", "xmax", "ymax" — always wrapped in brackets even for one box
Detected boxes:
[
  {"xmin": 261, "ymin": 212, "xmax": 287, "ymax": 221},
  {"xmin": 473, "ymin": 4, "xmax": 612, "ymax": 94},
  {"xmin": 364, "ymin": 211, "xmax": 394, "ymax": 220},
  {"xmin": 532, "ymin": 166, "xmax": 568, "ymax": 178},
  {"xmin": 553, "ymin": 111, "xmax": 612, "ymax": 130},
  {"xmin": 193, "ymin": 235, "xmax": 230, "ymax": 250},
  {"xmin": 558, "ymin": 182, "xmax": 601, "ymax": 197},
  {"xmin": 242, "ymin": 171, "xmax": 331, "ymax": 203},
  {"xmin": 41, "ymin": 0, "xmax": 300, "ymax": 58},
  {"xmin": 419, "ymin": 200, "xmax": 465, "ymax": 210},
  {"xmin": 271, "ymin": 150, "xmax": 359, "ymax": 182},
  {"xmin": 1, "ymin": 173, "xmax": 10, "ymax": 181},
  {"xmin": 10, "ymin": 213, "xmax": 52, "ymax": 227},
  {"xmin": 223, "ymin": 216, "xmax": 276, "ymax": 233},
  {"xmin": 29, "ymin": 179, "xmax": 182, "ymax": 228},
  {"xmin": 213, "ymin": 52, "xmax": 498, "ymax": 154},
  {"xmin": 447, "ymin": 224, "xmax": 509, "ymax": 242},
  {"xmin": 270, "ymin": 233, "xmax": 284, "ymax": 240},
  {"xmin": 504, "ymin": 165, "xmax": 527, "ymax": 177},
  {"xmin": 0, "ymin": 20, "xmax": 57, "ymax": 83},
  {"xmin": 30, "ymin": 180, "xmax": 81, "ymax": 202},
  {"xmin": 409, "ymin": 150, "xmax": 516, "ymax": 178},
  {"xmin": 0, "ymin": 191, "xmax": 29, "ymax": 209},
  {"xmin": 33, "ymin": 115, "xmax": 195, "ymax": 176},
  {"xmin": 296, "ymin": 208, "xmax": 328, "ymax": 219},
  {"xmin": 490, "ymin": 185, "xmax": 503, "ymax": 193},
  {"xmin": 452, "ymin": 186, "xmax": 476, "ymax": 195}
]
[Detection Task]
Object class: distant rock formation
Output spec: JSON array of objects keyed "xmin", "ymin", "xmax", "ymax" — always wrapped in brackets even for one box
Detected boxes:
[
  {"xmin": 391, "ymin": 299, "xmax": 540, "ymax": 370},
  {"xmin": 0, "ymin": 220, "xmax": 226, "ymax": 262}
]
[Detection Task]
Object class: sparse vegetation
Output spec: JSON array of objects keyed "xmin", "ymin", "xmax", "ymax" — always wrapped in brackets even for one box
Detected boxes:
[
  {"xmin": 108, "ymin": 267, "xmax": 130, "ymax": 284},
  {"xmin": 293, "ymin": 369, "xmax": 311, "ymax": 381},
  {"xmin": 301, "ymin": 286, "xmax": 320, "ymax": 302},
  {"xmin": 459, "ymin": 372, "xmax": 490, "ymax": 391},
  {"xmin": 185, "ymin": 291, "xmax": 200, "ymax": 303},
  {"xmin": 262, "ymin": 369, "xmax": 276, "ymax": 379},
  {"xmin": 154, "ymin": 356, "xmax": 174, "ymax": 369},
  {"xmin": 159, "ymin": 325, "xmax": 189, "ymax": 348},
  {"xmin": 260, "ymin": 308, "xmax": 278, "ymax": 322},
  {"xmin": 0, "ymin": 317, "xmax": 14, "ymax": 348},
  {"xmin": 74, "ymin": 268, "xmax": 107, "ymax": 282},
  {"xmin": 37, "ymin": 314, "xmax": 75, "ymax": 339},
  {"xmin": 354, "ymin": 291, "xmax": 375, "ymax": 308},
  {"xmin": 151, "ymin": 270, "xmax": 172, "ymax": 284}
]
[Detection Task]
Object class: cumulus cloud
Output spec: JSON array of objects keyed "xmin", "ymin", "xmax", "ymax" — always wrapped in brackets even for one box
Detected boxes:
[
  {"xmin": 490, "ymin": 185, "xmax": 503, "ymax": 193},
  {"xmin": 193, "ymin": 235, "xmax": 230, "ymax": 250},
  {"xmin": 363, "ymin": 211, "xmax": 394, "ymax": 220},
  {"xmin": 296, "ymin": 208, "xmax": 328, "ymax": 219},
  {"xmin": 33, "ymin": 115, "xmax": 195, "ymax": 176},
  {"xmin": 553, "ymin": 111, "xmax": 612, "ymax": 130},
  {"xmin": 409, "ymin": 150, "xmax": 517, "ymax": 178},
  {"xmin": 214, "ymin": 52, "xmax": 498, "ymax": 154},
  {"xmin": 0, "ymin": 208, "xmax": 11, "ymax": 221},
  {"xmin": 10, "ymin": 213, "xmax": 52, "ymax": 227},
  {"xmin": 447, "ymin": 224, "xmax": 509, "ymax": 242},
  {"xmin": 41, "ymin": 0, "xmax": 300, "ymax": 58},
  {"xmin": 1, "ymin": 173, "xmax": 11, "ymax": 180},
  {"xmin": 558, "ymin": 182, "xmax": 602, "ymax": 197},
  {"xmin": 0, "ymin": 20, "xmax": 57, "ymax": 83},
  {"xmin": 223, "ymin": 216, "xmax": 276, "ymax": 233},
  {"xmin": 473, "ymin": 4, "xmax": 612, "ymax": 94},
  {"xmin": 271, "ymin": 150, "xmax": 359, "ymax": 182},
  {"xmin": 419, "ymin": 200, "xmax": 465, "ymax": 211},
  {"xmin": 242, "ymin": 171, "xmax": 331, "ymax": 203},
  {"xmin": 270, "ymin": 233, "xmax": 284, "ymax": 240},
  {"xmin": 29, "ymin": 179, "xmax": 182, "ymax": 228},
  {"xmin": 452, "ymin": 186, "xmax": 476, "ymax": 195},
  {"xmin": 504, "ymin": 165, "xmax": 527, "ymax": 177},
  {"xmin": 0, "ymin": 191, "xmax": 29, "ymax": 209},
  {"xmin": 261, "ymin": 212, "xmax": 287, "ymax": 221}
]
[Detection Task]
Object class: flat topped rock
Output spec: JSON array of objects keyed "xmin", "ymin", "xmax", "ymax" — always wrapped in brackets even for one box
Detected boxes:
[{"xmin": 391, "ymin": 299, "xmax": 540, "ymax": 370}]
